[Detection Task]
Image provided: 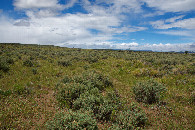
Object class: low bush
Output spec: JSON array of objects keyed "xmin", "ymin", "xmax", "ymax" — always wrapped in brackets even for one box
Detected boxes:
[
  {"xmin": 13, "ymin": 84, "xmax": 32, "ymax": 95},
  {"xmin": 73, "ymin": 89, "xmax": 122, "ymax": 121},
  {"xmin": 55, "ymin": 83, "xmax": 88, "ymax": 108},
  {"xmin": 0, "ymin": 89, "xmax": 12, "ymax": 98},
  {"xmin": 45, "ymin": 109, "xmax": 98, "ymax": 130},
  {"xmin": 0, "ymin": 61, "xmax": 10, "ymax": 72},
  {"xmin": 73, "ymin": 71, "xmax": 113, "ymax": 91},
  {"xmin": 133, "ymin": 79, "xmax": 166, "ymax": 104},
  {"xmin": 58, "ymin": 60, "xmax": 72, "ymax": 67},
  {"xmin": 23, "ymin": 59, "xmax": 33, "ymax": 67},
  {"xmin": 32, "ymin": 68, "xmax": 37, "ymax": 75},
  {"xmin": 115, "ymin": 103, "xmax": 147, "ymax": 129},
  {"xmin": 0, "ymin": 56, "xmax": 14, "ymax": 72}
]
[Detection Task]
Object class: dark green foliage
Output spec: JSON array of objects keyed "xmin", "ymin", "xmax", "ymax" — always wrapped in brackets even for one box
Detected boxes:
[
  {"xmin": 0, "ymin": 61, "xmax": 10, "ymax": 72},
  {"xmin": 114, "ymin": 103, "xmax": 147, "ymax": 129},
  {"xmin": 32, "ymin": 68, "xmax": 37, "ymax": 75},
  {"xmin": 133, "ymin": 79, "xmax": 166, "ymax": 104},
  {"xmin": 0, "ymin": 89, "xmax": 12, "ymax": 97},
  {"xmin": 45, "ymin": 109, "xmax": 98, "ymax": 130},
  {"xmin": 56, "ymin": 83, "xmax": 88, "ymax": 108},
  {"xmin": 23, "ymin": 59, "xmax": 33, "ymax": 67},
  {"xmin": 85, "ymin": 56, "xmax": 99, "ymax": 63},
  {"xmin": 58, "ymin": 60, "xmax": 72, "ymax": 67},
  {"xmin": 73, "ymin": 71, "xmax": 113, "ymax": 91},
  {"xmin": 13, "ymin": 84, "xmax": 32, "ymax": 95},
  {"xmin": 0, "ymin": 56, "xmax": 14, "ymax": 72},
  {"xmin": 73, "ymin": 89, "xmax": 122, "ymax": 121}
]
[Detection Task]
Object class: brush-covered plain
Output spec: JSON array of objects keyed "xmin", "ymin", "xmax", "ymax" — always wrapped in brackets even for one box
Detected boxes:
[{"xmin": 0, "ymin": 43, "xmax": 194, "ymax": 129}]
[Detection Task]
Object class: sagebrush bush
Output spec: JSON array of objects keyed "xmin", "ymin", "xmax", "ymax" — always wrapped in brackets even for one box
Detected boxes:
[
  {"xmin": 45, "ymin": 109, "xmax": 98, "ymax": 130},
  {"xmin": 13, "ymin": 84, "xmax": 32, "ymax": 95},
  {"xmin": 0, "ymin": 56, "xmax": 14, "ymax": 72},
  {"xmin": 56, "ymin": 83, "xmax": 88, "ymax": 108},
  {"xmin": 133, "ymin": 79, "xmax": 166, "ymax": 104},
  {"xmin": 73, "ymin": 71, "xmax": 113, "ymax": 91},
  {"xmin": 23, "ymin": 59, "xmax": 33, "ymax": 67},
  {"xmin": 0, "ymin": 89, "xmax": 12, "ymax": 98},
  {"xmin": 0, "ymin": 61, "xmax": 10, "ymax": 72},
  {"xmin": 58, "ymin": 60, "xmax": 72, "ymax": 67},
  {"xmin": 73, "ymin": 89, "xmax": 122, "ymax": 121},
  {"xmin": 114, "ymin": 103, "xmax": 147, "ymax": 129}
]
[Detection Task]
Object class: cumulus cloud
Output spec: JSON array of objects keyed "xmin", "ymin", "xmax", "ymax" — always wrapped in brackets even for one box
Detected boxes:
[
  {"xmin": 158, "ymin": 30, "xmax": 194, "ymax": 37},
  {"xmin": 0, "ymin": 0, "xmax": 147, "ymax": 47},
  {"xmin": 62, "ymin": 42, "xmax": 195, "ymax": 52},
  {"xmin": 142, "ymin": 0, "xmax": 195, "ymax": 12},
  {"xmin": 64, "ymin": 0, "xmax": 78, "ymax": 9},
  {"xmin": 132, "ymin": 43, "xmax": 195, "ymax": 52},
  {"xmin": 150, "ymin": 18, "xmax": 195, "ymax": 29},
  {"xmin": 14, "ymin": 0, "xmax": 63, "ymax": 9},
  {"xmin": 0, "ymin": 13, "xmax": 120, "ymax": 45},
  {"xmin": 1, "ymin": 0, "xmax": 194, "ymax": 52}
]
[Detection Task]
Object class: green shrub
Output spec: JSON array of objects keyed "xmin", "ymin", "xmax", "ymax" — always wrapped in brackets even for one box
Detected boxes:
[
  {"xmin": 45, "ymin": 109, "xmax": 98, "ymax": 130},
  {"xmin": 55, "ymin": 83, "xmax": 88, "ymax": 108},
  {"xmin": 0, "ymin": 61, "xmax": 10, "ymax": 72},
  {"xmin": 0, "ymin": 89, "xmax": 12, "ymax": 98},
  {"xmin": 32, "ymin": 68, "xmax": 37, "ymax": 75},
  {"xmin": 13, "ymin": 84, "xmax": 32, "ymax": 95},
  {"xmin": 133, "ymin": 79, "xmax": 166, "ymax": 104},
  {"xmin": 60, "ymin": 71, "xmax": 113, "ymax": 91},
  {"xmin": 72, "ymin": 88, "xmax": 103, "ymax": 110},
  {"xmin": 0, "ymin": 56, "xmax": 13, "ymax": 72},
  {"xmin": 114, "ymin": 103, "xmax": 147, "ymax": 129},
  {"xmin": 108, "ymin": 124, "xmax": 122, "ymax": 130},
  {"xmin": 85, "ymin": 57, "xmax": 98, "ymax": 63},
  {"xmin": 73, "ymin": 89, "xmax": 122, "ymax": 121},
  {"xmin": 73, "ymin": 71, "xmax": 113, "ymax": 91},
  {"xmin": 58, "ymin": 60, "xmax": 72, "ymax": 67},
  {"xmin": 23, "ymin": 59, "xmax": 33, "ymax": 67}
]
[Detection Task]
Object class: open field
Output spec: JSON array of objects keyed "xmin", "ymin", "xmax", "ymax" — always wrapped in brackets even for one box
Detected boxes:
[{"xmin": 0, "ymin": 43, "xmax": 194, "ymax": 129}]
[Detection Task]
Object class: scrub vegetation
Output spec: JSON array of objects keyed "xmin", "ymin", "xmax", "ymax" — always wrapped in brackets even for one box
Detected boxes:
[{"xmin": 0, "ymin": 43, "xmax": 194, "ymax": 129}]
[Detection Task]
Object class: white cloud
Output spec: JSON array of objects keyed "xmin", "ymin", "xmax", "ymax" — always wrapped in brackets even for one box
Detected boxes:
[
  {"xmin": 0, "ymin": 9, "xmax": 3, "ymax": 13},
  {"xmin": 0, "ymin": 0, "xmax": 147, "ymax": 47},
  {"xmin": 14, "ymin": 0, "xmax": 63, "ymax": 9},
  {"xmin": 151, "ymin": 18, "xmax": 195, "ymax": 29},
  {"xmin": 158, "ymin": 30, "xmax": 194, "ymax": 37},
  {"xmin": 0, "ymin": 13, "xmax": 119, "ymax": 45},
  {"xmin": 64, "ymin": 0, "xmax": 78, "ymax": 9},
  {"xmin": 132, "ymin": 43, "xmax": 195, "ymax": 52},
  {"xmin": 143, "ymin": 0, "xmax": 195, "ymax": 12},
  {"xmin": 165, "ymin": 15, "xmax": 185, "ymax": 23},
  {"xmin": 84, "ymin": 0, "xmax": 143, "ymax": 16},
  {"xmin": 62, "ymin": 42, "xmax": 195, "ymax": 52}
]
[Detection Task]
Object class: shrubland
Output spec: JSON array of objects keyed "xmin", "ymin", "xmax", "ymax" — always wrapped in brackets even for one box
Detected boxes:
[{"xmin": 0, "ymin": 43, "xmax": 194, "ymax": 129}]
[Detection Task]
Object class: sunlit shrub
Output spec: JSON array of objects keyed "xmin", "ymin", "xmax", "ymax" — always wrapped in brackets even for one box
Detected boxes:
[
  {"xmin": 73, "ymin": 71, "xmax": 113, "ymax": 91},
  {"xmin": 13, "ymin": 84, "xmax": 32, "ymax": 95},
  {"xmin": 55, "ymin": 83, "xmax": 88, "ymax": 108},
  {"xmin": 0, "ymin": 61, "xmax": 10, "ymax": 72},
  {"xmin": 0, "ymin": 89, "xmax": 12, "ymax": 98},
  {"xmin": 0, "ymin": 56, "xmax": 14, "ymax": 72},
  {"xmin": 23, "ymin": 59, "xmax": 33, "ymax": 67},
  {"xmin": 32, "ymin": 68, "xmax": 37, "ymax": 75},
  {"xmin": 133, "ymin": 79, "xmax": 166, "ymax": 104},
  {"xmin": 73, "ymin": 89, "xmax": 122, "ymax": 121},
  {"xmin": 45, "ymin": 109, "xmax": 98, "ymax": 130},
  {"xmin": 58, "ymin": 60, "xmax": 72, "ymax": 67},
  {"xmin": 115, "ymin": 103, "xmax": 147, "ymax": 128}
]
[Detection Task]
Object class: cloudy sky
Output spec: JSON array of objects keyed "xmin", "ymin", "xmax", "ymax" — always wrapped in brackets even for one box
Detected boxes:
[{"xmin": 0, "ymin": 0, "xmax": 195, "ymax": 51}]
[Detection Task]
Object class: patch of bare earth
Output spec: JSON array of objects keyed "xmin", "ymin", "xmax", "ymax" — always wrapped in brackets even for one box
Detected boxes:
[{"xmin": 30, "ymin": 88, "xmax": 57, "ymax": 129}]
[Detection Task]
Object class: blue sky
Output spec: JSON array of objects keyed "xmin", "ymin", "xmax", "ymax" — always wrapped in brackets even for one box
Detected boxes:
[{"xmin": 0, "ymin": 0, "xmax": 195, "ymax": 51}]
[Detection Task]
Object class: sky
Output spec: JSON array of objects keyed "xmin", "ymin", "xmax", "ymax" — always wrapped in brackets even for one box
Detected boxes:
[{"xmin": 0, "ymin": 0, "xmax": 195, "ymax": 51}]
